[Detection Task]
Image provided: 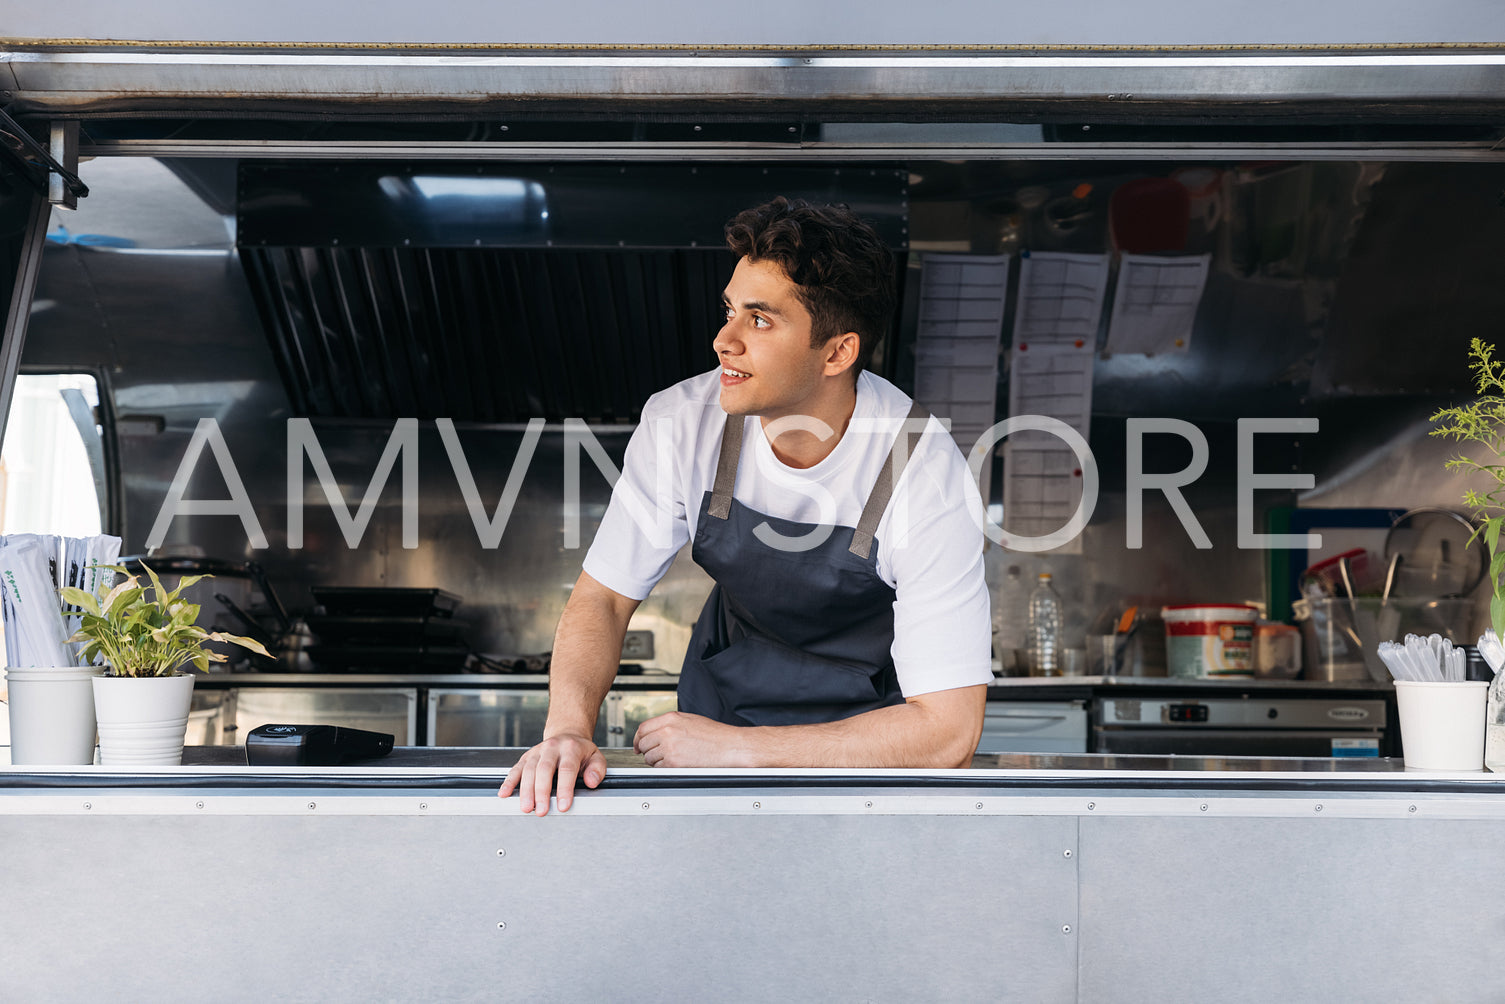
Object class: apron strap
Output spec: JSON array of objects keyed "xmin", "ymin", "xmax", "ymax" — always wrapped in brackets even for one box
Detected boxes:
[
  {"xmin": 707, "ymin": 412, "xmax": 745, "ymax": 520},
  {"xmin": 849, "ymin": 400, "xmax": 931, "ymax": 559}
]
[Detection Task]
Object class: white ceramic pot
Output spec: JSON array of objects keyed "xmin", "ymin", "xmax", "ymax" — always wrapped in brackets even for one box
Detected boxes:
[
  {"xmin": 3, "ymin": 666, "xmax": 102, "ymax": 765},
  {"xmin": 92, "ymin": 672, "xmax": 196, "ymax": 766}
]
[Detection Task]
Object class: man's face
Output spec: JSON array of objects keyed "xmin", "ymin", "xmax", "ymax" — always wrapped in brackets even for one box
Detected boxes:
[{"xmin": 714, "ymin": 257, "xmax": 838, "ymax": 418}]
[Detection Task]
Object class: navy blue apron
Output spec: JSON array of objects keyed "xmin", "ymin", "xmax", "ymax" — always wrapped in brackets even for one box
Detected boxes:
[{"xmin": 677, "ymin": 401, "xmax": 930, "ymax": 726}]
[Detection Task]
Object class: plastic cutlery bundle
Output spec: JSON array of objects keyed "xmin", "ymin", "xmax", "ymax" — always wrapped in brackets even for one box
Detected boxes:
[
  {"xmin": 0, "ymin": 533, "xmax": 121, "ymax": 668},
  {"xmin": 1376, "ymin": 633, "xmax": 1467, "ymax": 683}
]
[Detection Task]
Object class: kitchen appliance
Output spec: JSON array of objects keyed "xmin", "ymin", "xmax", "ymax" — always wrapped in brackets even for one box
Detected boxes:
[
  {"xmin": 1093, "ymin": 695, "xmax": 1386, "ymax": 757},
  {"xmin": 977, "ymin": 701, "xmax": 1088, "ymax": 754}
]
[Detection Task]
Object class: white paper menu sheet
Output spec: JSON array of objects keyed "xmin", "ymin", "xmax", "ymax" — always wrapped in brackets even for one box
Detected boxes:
[
  {"xmin": 1001, "ymin": 340, "xmax": 1095, "ymax": 553},
  {"xmin": 1012, "ymin": 251, "xmax": 1110, "ymax": 345},
  {"xmin": 1104, "ymin": 252, "xmax": 1212, "ymax": 355},
  {"xmin": 913, "ymin": 253, "xmax": 1010, "ymax": 467},
  {"xmin": 1001, "ymin": 436, "xmax": 1088, "ymax": 551}
]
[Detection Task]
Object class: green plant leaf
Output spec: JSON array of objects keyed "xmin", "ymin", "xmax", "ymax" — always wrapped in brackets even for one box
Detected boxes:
[
  {"xmin": 1493, "ymin": 592, "xmax": 1505, "ymax": 641},
  {"xmin": 59, "ymin": 586, "xmax": 100, "ymax": 616},
  {"xmin": 1488, "ymin": 517, "xmax": 1503, "ymax": 557},
  {"xmin": 102, "ymin": 585, "xmax": 143, "ymax": 617},
  {"xmin": 209, "ymin": 631, "xmax": 272, "ymax": 658},
  {"xmin": 59, "ymin": 560, "xmax": 242, "ymax": 677},
  {"xmin": 140, "ymin": 562, "xmax": 167, "ymax": 606},
  {"xmin": 166, "ymin": 573, "xmax": 212, "ymax": 604}
]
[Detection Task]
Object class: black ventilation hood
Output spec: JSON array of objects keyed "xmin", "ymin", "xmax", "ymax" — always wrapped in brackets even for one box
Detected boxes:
[{"xmin": 236, "ymin": 162, "xmax": 908, "ymax": 423}]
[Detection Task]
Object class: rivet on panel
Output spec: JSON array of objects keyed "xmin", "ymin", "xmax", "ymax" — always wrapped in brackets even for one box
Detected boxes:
[
  {"xmin": 975, "ymin": 802, "xmax": 983, "ymax": 810},
  {"xmin": 642, "ymin": 802, "xmax": 650, "ymax": 810},
  {"xmin": 1409, "ymin": 805, "xmax": 1418, "ymax": 813},
  {"xmin": 864, "ymin": 801, "xmax": 873, "ymax": 808},
  {"xmin": 420, "ymin": 803, "xmax": 428, "ymax": 810},
  {"xmin": 497, "ymin": 849, "xmax": 506, "ymax": 857},
  {"xmin": 1200, "ymin": 804, "xmax": 1208, "ymax": 811},
  {"xmin": 83, "ymin": 802, "xmax": 91, "ymax": 810},
  {"xmin": 1087, "ymin": 802, "xmax": 1095, "ymax": 811},
  {"xmin": 1315, "ymin": 804, "xmax": 1323, "ymax": 813},
  {"xmin": 753, "ymin": 802, "xmax": 761, "ymax": 809},
  {"xmin": 1062, "ymin": 925, "xmax": 1072, "ymax": 935},
  {"xmin": 196, "ymin": 801, "xmax": 205, "ymax": 810},
  {"xmin": 1063, "ymin": 850, "xmax": 1073, "ymax": 858},
  {"xmin": 497, "ymin": 922, "xmax": 507, "ymax": 930},
  {"xmin": 308, "ymin": 802, "xmax": 317, "ymax": 810}
]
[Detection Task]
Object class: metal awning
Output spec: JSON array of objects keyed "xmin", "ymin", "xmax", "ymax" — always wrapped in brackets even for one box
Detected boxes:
[{"xmin": 4, "ymin": 51, "xmax": 1505, "ymax": 118}]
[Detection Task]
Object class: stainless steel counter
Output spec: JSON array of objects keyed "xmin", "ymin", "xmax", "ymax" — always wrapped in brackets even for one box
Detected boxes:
[
  {"xmin": 0, "ymin": 745, "xmax": 1487, "ymax": 786},
  {"xmin": 3, "ymin": 747, "xmax": 1503, "ymax": 1002},
  {"xmin": 194, "ymin": 670, "xmax": 1391, "ymax": 693}
]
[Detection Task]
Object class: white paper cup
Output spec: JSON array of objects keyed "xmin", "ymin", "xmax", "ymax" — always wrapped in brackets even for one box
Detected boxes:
[
  {"xmin": 4, "ymin": 667, "xmax": 101, "ymax": 765},
  {"xmin": 1395, "ymin": 680, "xmax": 1487, "ymax": 771}
]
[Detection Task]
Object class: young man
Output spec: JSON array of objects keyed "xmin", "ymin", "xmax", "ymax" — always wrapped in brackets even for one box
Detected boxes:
[{"xmin": 500, "ymin": 197, "xmax": 992, "ymax": 814}]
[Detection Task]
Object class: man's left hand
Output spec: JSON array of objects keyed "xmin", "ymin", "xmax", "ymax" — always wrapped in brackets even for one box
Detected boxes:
[{"xmin": 633, "ymin": 711, "xmax": 756, "ymax": 767}]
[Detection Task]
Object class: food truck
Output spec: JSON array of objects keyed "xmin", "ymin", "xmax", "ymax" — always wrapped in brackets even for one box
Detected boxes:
[{"xmin": 2, "ymin": 4, "xmax": 1504, "ymax": 1000}]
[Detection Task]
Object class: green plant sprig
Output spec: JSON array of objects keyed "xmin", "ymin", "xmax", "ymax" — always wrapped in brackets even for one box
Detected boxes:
[
  {"xmin": 1430, "ymin": 337, "xmax": 1505, "ymax": 638},
  {"xmin": 60, "ymin": 563, "xmax": 271, "ymax": 678}
]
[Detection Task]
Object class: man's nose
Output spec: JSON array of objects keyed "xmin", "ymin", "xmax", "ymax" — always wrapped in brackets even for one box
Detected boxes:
[{"xmin": 713, "ymin": 321, "xmax": 740, "ymax": 357}]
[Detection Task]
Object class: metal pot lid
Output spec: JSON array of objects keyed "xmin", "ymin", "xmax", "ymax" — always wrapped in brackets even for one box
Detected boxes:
[{"xmin": 1383, "ymin": 507, "xmax": 1486, "ymax": 598}]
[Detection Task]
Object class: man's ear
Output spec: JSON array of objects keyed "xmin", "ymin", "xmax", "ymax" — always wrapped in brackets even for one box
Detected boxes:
[{"xmin": 823, "ymin": 332, "xmax": 861, "ymax": 377}]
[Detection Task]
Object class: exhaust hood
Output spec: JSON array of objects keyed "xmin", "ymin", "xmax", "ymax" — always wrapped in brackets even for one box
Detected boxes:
[{"xmin": 235, "ymin": 162, "xmax": 908, "ymax": 422}]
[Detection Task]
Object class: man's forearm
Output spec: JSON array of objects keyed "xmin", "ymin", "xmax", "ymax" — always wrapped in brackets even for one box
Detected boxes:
[
  {"xmin": 738, "ymin": 687, "xmax": 986, "ymax": 769},
  {"xmin": 543, "ymin": 575, "xmax": 638, "ymax": 738}
]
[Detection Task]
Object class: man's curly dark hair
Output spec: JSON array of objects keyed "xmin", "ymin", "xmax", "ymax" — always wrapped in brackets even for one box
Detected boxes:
[{"xmin": 723, "ymin": 197, "xmax": 895, "ymax": 378}]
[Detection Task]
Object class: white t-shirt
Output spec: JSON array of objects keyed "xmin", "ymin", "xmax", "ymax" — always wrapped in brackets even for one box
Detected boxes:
[{"xmin": 582, "ymin": 368, "xmax": 993, "ymax": 698}]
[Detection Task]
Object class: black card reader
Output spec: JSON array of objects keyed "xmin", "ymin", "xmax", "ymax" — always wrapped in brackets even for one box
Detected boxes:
[{"xmin": 245, "ymin": 724, "xmax": 395, "ymax": 766}]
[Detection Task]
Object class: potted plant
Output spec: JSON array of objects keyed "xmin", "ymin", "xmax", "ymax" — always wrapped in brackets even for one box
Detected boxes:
[
  {"xmin": 61, "ymin": 563, "xmax": 269, "ymax": 765},
  {"xmin": 1430, "ymin": 337, "xmax": 1505, "ymax": 770},
  {"xmin": 1430, "ymin": 337, "xmax": 1505, "ymax": 642}
]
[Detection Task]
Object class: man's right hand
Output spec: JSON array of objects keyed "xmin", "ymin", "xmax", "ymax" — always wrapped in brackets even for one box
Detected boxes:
[{"xmin": 497, "ymin": 734, "xmax": 607, "ymax": 815}]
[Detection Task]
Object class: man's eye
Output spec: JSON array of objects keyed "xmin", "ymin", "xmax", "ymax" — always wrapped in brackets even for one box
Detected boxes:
[{"xmin": 753, "ymin": 315, "xmax": 770, "ymax": 329}]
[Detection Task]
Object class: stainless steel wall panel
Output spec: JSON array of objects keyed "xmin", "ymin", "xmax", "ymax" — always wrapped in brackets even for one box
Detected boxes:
[
  {"xmin": 1076, "ymin": 815, "xmax": 1505, "ymax": 1002},
  {"xmin": 0, "ymin": 799, "xmax": 1081, "ymax": 1003}
]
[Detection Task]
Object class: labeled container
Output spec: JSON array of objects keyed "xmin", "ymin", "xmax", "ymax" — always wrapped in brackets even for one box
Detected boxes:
[
  {"xmin": 1162, "ymin": 605, "xmax": 1259, "ymax": 678},
  {"xmin": 1254, "ymin": 621, "xmax": 1302, "ymax": 679}
]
